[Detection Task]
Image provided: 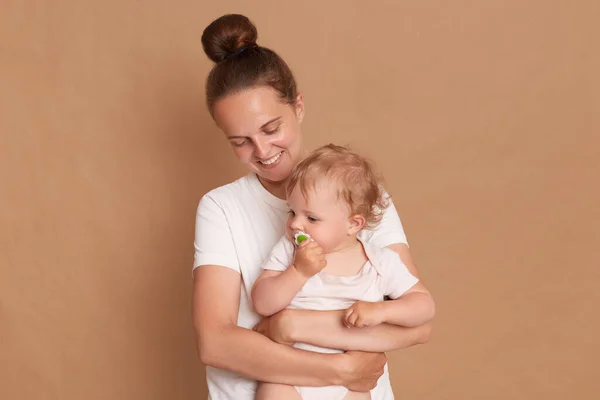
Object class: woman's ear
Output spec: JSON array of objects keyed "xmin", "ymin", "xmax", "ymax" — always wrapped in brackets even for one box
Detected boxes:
[
  {"xmin": 295, "ymin": 94, "xmax": 305, "ymax": 123},
  {"xmin": 347, "ymin": 214, "xmax": 366, "ymax": 235}
]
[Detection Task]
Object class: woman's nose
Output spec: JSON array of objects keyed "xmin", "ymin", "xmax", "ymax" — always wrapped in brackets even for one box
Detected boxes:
[{"xmin": 253, "ymin": 137, "xmax": 270, "ymax": 159}]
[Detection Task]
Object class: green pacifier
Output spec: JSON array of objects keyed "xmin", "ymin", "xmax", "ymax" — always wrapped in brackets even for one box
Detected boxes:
[{"xmin": 294, "ymin": 231, "xmax": 310, "ymax": 245}]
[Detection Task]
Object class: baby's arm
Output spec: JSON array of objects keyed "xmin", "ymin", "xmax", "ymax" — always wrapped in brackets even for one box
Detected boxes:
[
  {"xmin": 377, "ymin": 283, "xmax": 435, "ymax": 327},
  {"xmin": 345, "ymin": 284, "xmax": 435, "ymax": 328},
  {"xmin": 252, "ymin": 269, "xmax": 307, "ymax": 316},
  {"xmin": 252, "ymin": 238, "xmax": 326, "ymax": 317}
]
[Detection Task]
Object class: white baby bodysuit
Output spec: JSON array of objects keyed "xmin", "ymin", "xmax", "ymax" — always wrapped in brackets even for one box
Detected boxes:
[{"xmin": 262, "ymin": 235, "xmax": 419, "ymax": 400}]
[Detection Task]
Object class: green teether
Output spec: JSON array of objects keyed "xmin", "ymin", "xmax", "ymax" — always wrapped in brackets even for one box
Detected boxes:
[
  {"xmin": 294, "ymin": 231, "xmax": 311, "ymax": 245},
  {"xmin": 296, "ymin": 234, "xmax": 308, "ymax": 243}
]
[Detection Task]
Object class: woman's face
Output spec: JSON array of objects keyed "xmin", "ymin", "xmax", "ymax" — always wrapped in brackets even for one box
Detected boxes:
[{"xmin": 212, "ymin": 86, "xmax": 305, "ymax": 185}]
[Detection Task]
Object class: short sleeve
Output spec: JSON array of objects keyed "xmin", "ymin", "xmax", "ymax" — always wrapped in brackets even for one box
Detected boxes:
[
  {"xmin": 379, "ymin": 248, "xmax": 419, "ymax": 299},
  {"xmin": 262, "ymin": 235, "xmax": 295, "ymax": 272},
  {"xmin": 192, "ymin": 194, "xmax": 240, "ymax": 273},
  {"xmin": 361, "ymin": 191, "xmax": 409, "ymax": 248}
]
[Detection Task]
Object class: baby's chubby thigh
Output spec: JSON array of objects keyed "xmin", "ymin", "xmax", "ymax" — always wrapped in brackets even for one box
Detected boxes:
[
  {"xmin": 255, "ymin": 382, "xmax": 301, "ymax": 400},
  {"xmin": 343, "ymin": 390, "xmax": 371, "ymax": 400}
]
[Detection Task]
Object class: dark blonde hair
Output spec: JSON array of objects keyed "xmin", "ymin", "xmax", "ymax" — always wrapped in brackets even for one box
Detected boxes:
[
  {"xmin": 201, "ymin": 14, "xmax": 298, "ymax": 114},
  {"xmin": 287, "ymin": 144, "xmax": 390, "ymax": 229}
]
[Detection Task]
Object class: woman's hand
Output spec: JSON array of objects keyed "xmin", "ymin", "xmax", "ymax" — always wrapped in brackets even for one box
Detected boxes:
[
  {"xmin": 338, "ymin": 351, "xmax": 387, "ymax": 392},
  {"xmin": 252, "ymin": 309, "xmax": 295, "ymax": 346},
  {"xmin": 254, "ymin": 309, "xmax": 387, "ymax": 392},
  {"xmin": 344, "ymin": 301, "xmax": 385, "ymax": 328}
]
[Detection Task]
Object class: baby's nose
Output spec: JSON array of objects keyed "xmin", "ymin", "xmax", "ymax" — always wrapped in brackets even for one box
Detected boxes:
[
  {"xmin": 289, "ymin": 217, "xmax": 303, "ymax": 231},
  {"xmin": 290, "ymin": 222, "xmax": 302, "ymax": 231}
]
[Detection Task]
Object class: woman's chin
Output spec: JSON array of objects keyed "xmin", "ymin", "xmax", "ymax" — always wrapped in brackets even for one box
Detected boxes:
[
  {"xmin": 255, "ymin": 162, "xmax": 292, "ymax": 183},
  {"xmin": 260, "ymin": 171, "xmax": 288, "ymax": 185}
]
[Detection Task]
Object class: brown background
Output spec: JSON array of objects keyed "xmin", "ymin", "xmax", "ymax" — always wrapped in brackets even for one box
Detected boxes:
[{"xmin": 1, "ymin": 1, "xmax": 599, "ymax": 399}]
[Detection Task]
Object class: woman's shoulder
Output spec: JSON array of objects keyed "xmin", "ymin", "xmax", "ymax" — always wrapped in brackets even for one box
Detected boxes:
[
  {"xmin": 202, "ymin": 174, "xmax": 255, "ymax": 203},
  {"xmin": 202, "ymin": 173, "xmax": 286, "ymax": 214},
  {"xmin": 196, "ymin": 175, "xmax": 257, "ymax": 219}
]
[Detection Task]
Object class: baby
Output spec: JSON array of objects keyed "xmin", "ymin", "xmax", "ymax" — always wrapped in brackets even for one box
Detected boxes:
[{"xmin": 252, "ymin": 144, "xmax": 432, "ymax": 400}]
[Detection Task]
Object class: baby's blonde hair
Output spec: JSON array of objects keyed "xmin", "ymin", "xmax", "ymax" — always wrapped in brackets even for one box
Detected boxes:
[{"xmin": 287, "ymin": 144, "xmax": 389, "ymax": 229}]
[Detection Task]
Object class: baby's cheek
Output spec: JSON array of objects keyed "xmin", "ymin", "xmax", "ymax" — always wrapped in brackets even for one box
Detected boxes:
[
  {"xmin": 316, "ymin": 228, "xmax": 343, "ymax": 252},
  {"xmin": 310, "ymin": 229, "xmax": 328, "ymax": 249}
]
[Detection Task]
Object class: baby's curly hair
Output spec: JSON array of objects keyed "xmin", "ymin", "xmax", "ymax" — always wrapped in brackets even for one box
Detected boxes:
[{"xmin": 287, "ymin": 144, "xmax": 390, "ymax": 229}]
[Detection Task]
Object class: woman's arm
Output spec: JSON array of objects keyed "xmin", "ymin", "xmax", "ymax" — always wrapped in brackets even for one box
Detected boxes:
[
  {"xmin": 254, "ymin": 243, "xmax": 434, "ymax": 352},
  {"xmin": 252, "ymin": 269, "xmax": 307, "ymax": 316},
  {"xmin": 193, "ymin": 265, "xmax": 386, "ymax": 390},
  {"xmin": 254, "ymin": 308, "xmax": 432, "ymax": 353}
]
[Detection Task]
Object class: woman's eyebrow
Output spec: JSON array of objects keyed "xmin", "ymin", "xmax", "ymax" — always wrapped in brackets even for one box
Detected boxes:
[{"xmin": 227, "ymin": 117, "xmax": 282, "ymax": 139}]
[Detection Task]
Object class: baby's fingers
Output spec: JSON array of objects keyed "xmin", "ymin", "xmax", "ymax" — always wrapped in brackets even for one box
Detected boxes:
[
  {"xmin": 297, "ymin": 238, "xmax": 315, "ymax": 248},
  {"xmin": 345, "ymin": 310, "xmax": 359, "ymax": 328},
  {"xmin": 355, "ymin": 316, "xmax": 367, "ymax": 328},
  {"xmin": 343, "ymin": 308, "xmax": 353, "ymax": 328}
]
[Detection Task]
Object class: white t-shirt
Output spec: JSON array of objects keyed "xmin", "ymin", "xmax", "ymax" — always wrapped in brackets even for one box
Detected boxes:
[
  {"xmin": 262, "ymin": 236, "xmax": 418, "ymax": 400},
  {"xmin": 193, "ymin": 173, "xmax": 408, "ymax": 400}
]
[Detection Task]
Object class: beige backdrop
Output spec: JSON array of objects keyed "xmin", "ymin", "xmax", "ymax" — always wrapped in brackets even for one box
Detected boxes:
[{"xmin": 1, "ymin": 1, "xmax": 599, "ymax": 399}]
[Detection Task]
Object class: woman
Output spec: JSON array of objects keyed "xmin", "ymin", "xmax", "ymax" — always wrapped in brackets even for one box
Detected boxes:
[{"xmin": 192, "ymin": 14, "xmax": 433, "ymax": 400}]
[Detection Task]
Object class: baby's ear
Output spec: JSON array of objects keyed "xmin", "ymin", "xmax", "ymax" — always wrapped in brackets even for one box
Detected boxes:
[{"xmin": 347, "ymin": 214, "xmax": 366, "ymax": 234}]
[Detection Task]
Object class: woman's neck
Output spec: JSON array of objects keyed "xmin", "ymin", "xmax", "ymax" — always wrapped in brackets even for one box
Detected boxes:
[{"xmin": 257, "ymin": 176, "xmax": 289, "ymax": 200}]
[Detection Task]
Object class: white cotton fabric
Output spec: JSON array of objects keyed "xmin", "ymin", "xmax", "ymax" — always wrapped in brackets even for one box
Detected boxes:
[{"xmin": 193, "ymin": 173, "xmax": 409, "ymax": 400}]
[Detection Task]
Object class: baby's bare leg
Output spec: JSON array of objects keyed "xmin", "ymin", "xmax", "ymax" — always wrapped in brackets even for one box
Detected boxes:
[
  {"xmin": 255, "ymin": 382, "xmax": 302, "ymax": 400},
  {"xmin": 342, "ymin": 390, "xmax": 371, "ymax": 400}
]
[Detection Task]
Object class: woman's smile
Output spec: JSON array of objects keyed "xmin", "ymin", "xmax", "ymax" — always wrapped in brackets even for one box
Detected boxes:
[{"xmin": 257, "ymin": 151, "xmax": 284, "ymax": 168}]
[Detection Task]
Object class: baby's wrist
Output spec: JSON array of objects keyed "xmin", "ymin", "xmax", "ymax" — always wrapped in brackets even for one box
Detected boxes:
[{"xmin": 291, "ymin": 264, "xmax": 311, "ymax": 281}]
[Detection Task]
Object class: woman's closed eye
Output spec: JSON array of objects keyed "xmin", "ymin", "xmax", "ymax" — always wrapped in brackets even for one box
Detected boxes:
[
  {"xmin": 231, "ymin": 139, "xmax": 247, "ymax": 147},
  {"xmin": 264, "ymin": 124, "xmax": 281, "ymax": 135}
]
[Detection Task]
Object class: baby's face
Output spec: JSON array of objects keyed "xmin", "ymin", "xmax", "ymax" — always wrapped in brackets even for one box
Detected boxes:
[{"xmin": 286, "ymin": 180, "xmax": 351, "ymax": 253}]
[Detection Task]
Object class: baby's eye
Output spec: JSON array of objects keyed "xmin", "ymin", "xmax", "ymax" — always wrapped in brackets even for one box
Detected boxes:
[
  {"xmin": 287, "ymin": 210, "xmax": 295, "ymax": 216},
  {"xmin": 307, "ymin": 216, "xmax": 319, "ymax": 223}
]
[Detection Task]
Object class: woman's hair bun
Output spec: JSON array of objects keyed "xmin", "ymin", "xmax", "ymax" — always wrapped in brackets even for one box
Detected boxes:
[{"xmin": 201, "ymin": 14, "xmax": 258, "ymax": 63}]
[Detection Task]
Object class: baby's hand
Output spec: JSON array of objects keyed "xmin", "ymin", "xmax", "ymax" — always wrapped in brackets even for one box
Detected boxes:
[
  {"xmin": 344, "ymin": 301, "xmax": 385, "ymax": 328},
  {"xmin": 293, "ymin": 240, "xmax": 326, "ymax": 279}
]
